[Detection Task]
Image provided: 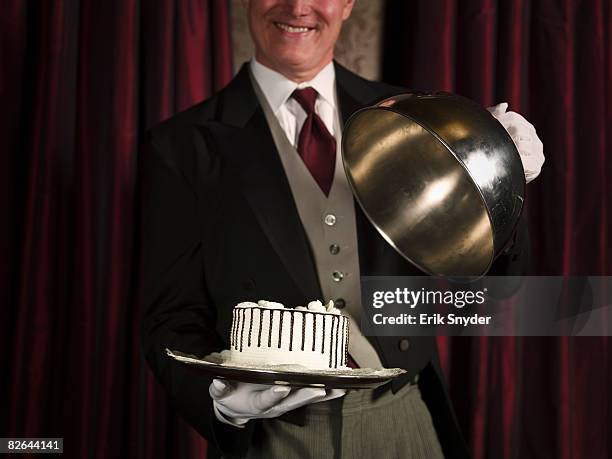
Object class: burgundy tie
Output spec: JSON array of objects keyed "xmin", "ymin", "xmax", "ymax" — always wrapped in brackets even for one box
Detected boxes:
[{"xmin": 292, "ymin": 88, "xmax": 336, "ymax": 196}]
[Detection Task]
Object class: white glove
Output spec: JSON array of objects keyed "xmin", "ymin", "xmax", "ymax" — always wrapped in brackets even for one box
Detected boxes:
[
  {"xmin": 488, "ymin": 102, "xmax": 545, "ymax": 183},
  {"xmin": 209, "ymin": 379, "xmax": 346, "ymax": 427}
]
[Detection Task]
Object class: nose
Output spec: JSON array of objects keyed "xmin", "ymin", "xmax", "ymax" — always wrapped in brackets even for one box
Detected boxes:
[{"xmin": 285, "ymin": 0, "xmax": 312, "ymax": 16}]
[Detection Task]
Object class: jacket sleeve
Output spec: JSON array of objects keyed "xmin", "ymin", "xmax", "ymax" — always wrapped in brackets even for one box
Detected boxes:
[{"xmin": 140, "ymin": 129, "xmax": 254, "ymax": 458}]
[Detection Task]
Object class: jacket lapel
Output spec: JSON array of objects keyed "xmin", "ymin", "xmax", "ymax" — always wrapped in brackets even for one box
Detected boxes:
[
  {"xmin": 335, "ymin": 61, "xmax": 383, "ymax": 125},
  {"xmin": 202, "ymin": 65, "xmax": 322, "ymax": 301}
]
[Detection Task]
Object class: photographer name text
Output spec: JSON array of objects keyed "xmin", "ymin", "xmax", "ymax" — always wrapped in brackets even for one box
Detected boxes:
[{"xmin": 372, "ymin": 312, "xmax": 492, "ymax": 327}]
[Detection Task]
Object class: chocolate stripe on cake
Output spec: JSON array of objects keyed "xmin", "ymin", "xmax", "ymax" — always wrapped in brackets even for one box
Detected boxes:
[
  {"xmin": 234, "ymin": 309, "xmax": 239, "ymax": 345},
  {"xmin": 234, "ymin": 309, "xmax": 240, "ymax": 346},
  {"xmin": 238, "ymin": 308, "xmax": 245, "ymax": 351},
  {"xmin": 247, "ymin": 308, "xmax": 254, "ymax": 347},
  {"xmin": 301, "ymin": 312, "xmax": 307, "ymax": 351},
  {"xmin": 344, "ymin": 318, "xmax": 349, "ymax": 365},
  {"xmin": 257, "ymin": 308, "xmax": 263, "ymax": 347},
  {"xmin": 289, "ymin": 312, "xmax": 295, "ymax": 351},
  {"xmin": 337, "ymin": 317, "xmax": 343, "ymax": 368},
  {"xmin": 341, "ymin": 318, "xmax": 345, "ymax": 365},
  {"xmin": 234, "ymin": 308, "xmax": 239, "ymax": 350},
  {"xmin": 335, "ymin": 316, "xmax": 340, "ymax": 368},
  {"xmin": 338, "ymin": 318, "xmax": 344, "ymax": 366},
  {"xmin": 268, "ymin": 309, "xmax": 273, "ymax": 347},
  {"xmin": 321, "ymin": 315, "xmax": 326, "ymax": 354},
  {"xmin": 342, "ymin": 320, "xmax": 348, "ymax": 365},
  {"xmin": 342, "ymin": 318, "xmax": 347, "ymax": 366},
  {"xmin": 278, "ymin": 310, "xmax": 283, "ymax": 348},
  {"xmin": 312, "ymin": 313, "xmax": 316, "ymax": 351},
  {"xmin": 329, "ymin": 316, "xmax": 335, "ymax": 368}
]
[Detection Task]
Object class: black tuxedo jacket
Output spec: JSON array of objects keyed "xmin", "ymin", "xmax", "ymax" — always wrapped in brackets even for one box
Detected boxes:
[{"xmin": 141, "ymin": 62, "xmax": 529, "ymax": 459}]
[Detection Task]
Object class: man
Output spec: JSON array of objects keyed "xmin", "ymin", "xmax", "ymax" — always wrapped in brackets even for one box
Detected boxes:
[{"xmin": 141, "ymin": 1, "xmax": 544, "ymax": 458}]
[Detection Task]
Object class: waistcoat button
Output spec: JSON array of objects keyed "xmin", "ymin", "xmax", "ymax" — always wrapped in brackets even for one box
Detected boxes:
[
  {"xmin": 324, "ymin": 214, "xmax": 337, "ymax": 226},
  {"xmin": 398, "ymin": 338, "xmax": 410, "ymax": 352}
]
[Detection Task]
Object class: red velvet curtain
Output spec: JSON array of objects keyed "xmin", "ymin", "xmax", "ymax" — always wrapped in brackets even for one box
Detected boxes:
[
  {"xmin": 383, "ymin": 1, "xmax": 611, "ymax": 458},
  {"xmin": 2, "ymin": 1, "xmax": 232, "ymax": 458},
  {"xmin": 3, "ymin": 1, "xmax": 611, "ymax": 458}
]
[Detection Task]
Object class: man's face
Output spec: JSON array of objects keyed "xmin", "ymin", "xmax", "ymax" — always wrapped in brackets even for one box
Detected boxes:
[{"xmin": 243, "ymin": 0, "xmax": 355, "ymax": 81}]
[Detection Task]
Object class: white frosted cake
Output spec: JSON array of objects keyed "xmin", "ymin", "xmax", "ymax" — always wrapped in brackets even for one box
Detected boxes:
[{"xmin": 229, "ymin": 300, "xmax": 349, "ymax": 369}]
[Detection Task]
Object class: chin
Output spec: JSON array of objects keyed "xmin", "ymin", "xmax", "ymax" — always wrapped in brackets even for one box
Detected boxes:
[{"xmin": 274, "ymin": 52, "xmax": 315, "ymax": 69}]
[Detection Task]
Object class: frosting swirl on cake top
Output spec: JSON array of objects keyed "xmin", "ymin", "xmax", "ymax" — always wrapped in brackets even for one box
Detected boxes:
[{"xmin": 236, "ymin": 299, "xmax": 341, "ymax": 315}]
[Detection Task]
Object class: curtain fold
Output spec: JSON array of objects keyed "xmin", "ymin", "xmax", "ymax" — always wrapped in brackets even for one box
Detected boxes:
[
  {"xmin": 3, "ymin": 1, "xmax": 232, "ymax": 457},
  {"xmin": 384, "ymin": 1, "xmax": 611, "ymax": 458}
]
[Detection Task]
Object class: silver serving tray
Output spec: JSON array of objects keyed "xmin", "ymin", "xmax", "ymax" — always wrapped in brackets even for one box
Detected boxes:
[{"xmin": 167, "ymin": 349, "xmax": 406, "ymax": 389}]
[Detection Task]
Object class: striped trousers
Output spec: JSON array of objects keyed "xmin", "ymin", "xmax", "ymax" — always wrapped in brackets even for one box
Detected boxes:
[{"xmin": 246, "ymin": 381, "xmax": 445, "ymax": 459}]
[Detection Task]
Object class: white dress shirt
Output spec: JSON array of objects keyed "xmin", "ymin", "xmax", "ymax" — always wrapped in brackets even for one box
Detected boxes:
[{"xmin": 250, "ymin": 58, "xmax": 337, "ymax": 146}]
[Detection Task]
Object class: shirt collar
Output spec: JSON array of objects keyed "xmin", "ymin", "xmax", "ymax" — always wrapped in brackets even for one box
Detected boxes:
[{"xmin": 250, "ymin": 58, "xmax": 336, "ymax": 114}]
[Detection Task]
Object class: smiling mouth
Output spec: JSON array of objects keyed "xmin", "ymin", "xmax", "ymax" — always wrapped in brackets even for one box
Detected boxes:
[{"xmin": 274, "ymin": 22, "xmax": 316, "ymax": 34}]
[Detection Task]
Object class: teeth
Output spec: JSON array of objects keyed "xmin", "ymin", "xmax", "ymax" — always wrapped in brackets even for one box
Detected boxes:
[{"xmin": 276, "ymin": 22, "xmax": 311, "ymax": 33}]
